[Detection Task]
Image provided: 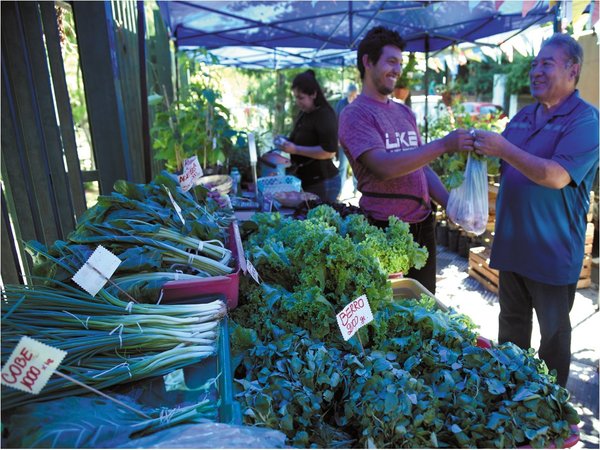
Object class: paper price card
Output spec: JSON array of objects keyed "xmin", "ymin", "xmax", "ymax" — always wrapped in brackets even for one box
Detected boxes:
[
  {"xmin": 163, "ymin": 184, "xmax": 186, "ymax": 225},
  {"xmin": 336, "ymin": 295, "xmax": 374, "ymax": 341},
  {"xmin": 1, "ymin": 336, "xmax": 67, "ymax": 394},
  {"xmin": 178, "ymin": 156, "xmax": 203, "ymax": 192},
  {"xmin": 246, "ymin": 259, "xmax": 261, "ymax": 285},
  {"xmin": 72, "ymin": 245, "xmax": 121, "ymax": 297}
]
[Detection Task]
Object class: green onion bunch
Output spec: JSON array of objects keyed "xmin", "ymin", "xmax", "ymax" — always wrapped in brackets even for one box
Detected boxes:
[{"xmin": 1, "ymin": 281, "xmax": 227, "ymax": 411}]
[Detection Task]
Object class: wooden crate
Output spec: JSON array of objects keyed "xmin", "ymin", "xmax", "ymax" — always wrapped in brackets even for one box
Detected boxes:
[
  {"xmin": 468, "ymin": 246, "xmax": 593, "ymax": 293},
  {"xmin": 468, "ymin": 246, "xmax": 499, "ymax": 294},
  {"xmin": 584, "ymin": 222, "xmax": 594, "ymax": 255}
]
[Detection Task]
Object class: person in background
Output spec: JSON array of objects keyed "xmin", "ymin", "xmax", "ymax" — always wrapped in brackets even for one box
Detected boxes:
[
  {"xmin": 277, "ymin": 70, "xmax": 341, "ymax": 202},
  {"xmin": 472, "ymin": 33, "xmax": 599, "ymax": 387},
  {"xmin": 335, "ymin": 83, "xmax": 358, "ymax": 199},
  {"xmin": 338, "ymin": 26, "xmax": 475, "ymax": 294}
]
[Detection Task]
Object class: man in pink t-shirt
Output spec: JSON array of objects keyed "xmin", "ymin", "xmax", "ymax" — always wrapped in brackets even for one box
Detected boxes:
[{"xmin": 339, "ymin": 26, "xmax": 474, "ymax": 293}]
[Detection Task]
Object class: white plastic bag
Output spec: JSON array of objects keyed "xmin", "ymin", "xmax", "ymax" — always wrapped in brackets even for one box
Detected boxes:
[{"xmin": 446, "ymin": 154, "xmax": 488, "ymax": 235}]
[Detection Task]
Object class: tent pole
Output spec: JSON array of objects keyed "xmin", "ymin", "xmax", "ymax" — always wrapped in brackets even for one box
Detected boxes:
[
  {"xmin": 424, "ymin": 35, "xmax": 430, "ymax": 143},
  {"xmin": 553, "ymin": 1, "xmax": 562, "ymax": 32},
  {"xmin": 137, "ymin": 0, "xmax": 152, "ymax": 183}
]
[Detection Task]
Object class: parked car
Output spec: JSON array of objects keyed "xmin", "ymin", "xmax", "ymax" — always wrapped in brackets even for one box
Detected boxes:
[{"xmin": 459, "ymin": 102, "xmax": 507, "ymax": 119}]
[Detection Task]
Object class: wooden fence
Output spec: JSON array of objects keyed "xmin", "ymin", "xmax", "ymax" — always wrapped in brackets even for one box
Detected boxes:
[{"xmin": 1, "ymin": 1, "xmax": 173, "ymax": 285}]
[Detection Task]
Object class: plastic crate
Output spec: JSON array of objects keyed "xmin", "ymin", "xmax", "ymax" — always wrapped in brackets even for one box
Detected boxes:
[
  {"xmin": 117, "ymin": 314, "xmax": 242, "ymax": 425},
  {"xmin": 390, "ymin": 277, "xmax": 449, "ymax": 312},
  {"xmin": 161, "ymin": 222, "xmax": 245, "ymax": 309}
]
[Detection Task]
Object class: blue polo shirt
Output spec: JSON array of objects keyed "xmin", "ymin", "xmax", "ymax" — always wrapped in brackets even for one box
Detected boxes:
[{"xmin": 490, "ymin": 90, "xmax": 599, "ymax": 285}]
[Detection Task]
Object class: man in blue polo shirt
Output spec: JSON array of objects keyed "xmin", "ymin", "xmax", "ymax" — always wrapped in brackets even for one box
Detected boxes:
[{"xmin": 472, "ymin": 33, "xmax": 599, "ymax": 387}]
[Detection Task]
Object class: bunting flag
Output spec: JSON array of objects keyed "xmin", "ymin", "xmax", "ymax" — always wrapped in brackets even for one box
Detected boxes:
[
  {"xmin": 522, "ymin": 0, "xmax": 537, "ymax": 17},
  {"xmin": 498, "ymin": 1, "xmax": 521, "ymax": 14},
  {"xmin": 500, "ymin": 41, "xmax": 514, "ymax": 62},
  {"xmin": 548, "ymin": 0, "xmax": 559, "ymax": 12},
  {"xmin": 468, "ymin": 0, "xmax": 481, "ymax": 11},
  {"xmin": 593, "ymin": 0, "xmax": 600, "ymax": 26},
  {"xmin": 511, "ymin": 35, "xmax": 531, "ymax": 57},
  {"xmin": 480, "ymin": 45, "xmax": 501, "ymax": 61},
  {"xmin": 428, "ymin": 57, "xmax": 444, "ymax": 73},
  {"xmin": 572, "ymin": 0, "xmax": 589, "ymax": 23},
  {"xmin": 495, "ymin": 0, "xmax": 504, "ymax": 11},
  {"xmin": 464, "ymin": 48, "xmax": 483, "ymax": 63}
]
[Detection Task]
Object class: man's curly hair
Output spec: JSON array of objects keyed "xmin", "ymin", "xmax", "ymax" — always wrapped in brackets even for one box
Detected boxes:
[{"xmin": 357, "ymin": 26, "xmax": 406, "ymax": 80}]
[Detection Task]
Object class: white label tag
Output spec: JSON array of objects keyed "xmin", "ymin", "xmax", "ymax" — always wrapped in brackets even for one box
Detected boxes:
[
  {"xmin": 72, "ymin": 245, "xmax": 121, "ymax": 297},
  {"xmin": 336, "ymin": 295, "xmax": 374, "ymax": 341},
  {"xmin": 163, "ymin": 185, "xmax": 186, "ymax": 225},
  {"xmin": 178, "ymin": 156, "xmax": 204, "ymax": 192},
  {"xmin": 246, "ymin": 260, "xmax": 261, "ymax": 285},
  {"xmin": 248, "ymin": 132, "xmax": 257, "ymax": 164},
  {"xmin": 1, "ymin": 336, "xmax": 67, "ymax": 394}
]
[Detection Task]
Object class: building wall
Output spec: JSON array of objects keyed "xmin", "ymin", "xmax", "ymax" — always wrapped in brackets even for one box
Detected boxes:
[{"xmin": 578, "ymin": 33, "xmax": 599, "ymax": 108}]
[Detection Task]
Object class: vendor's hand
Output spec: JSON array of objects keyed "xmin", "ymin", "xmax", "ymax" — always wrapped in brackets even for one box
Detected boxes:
[
  {"xmin": 280, "ymin": 140, "xmax": 297, "ymax": 155},
  {"xmin": 473, "ymin": 129, "xmax": 505, "ymax": 158},
  {"xmin": 443, "ymin": 129, "xmax": 475, "ymax": 153}
]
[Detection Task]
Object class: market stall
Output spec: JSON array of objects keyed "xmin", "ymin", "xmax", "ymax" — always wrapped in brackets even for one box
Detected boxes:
[{"xmin": 2, "ymin": 1, "xmax": 598, "ymax": 448}]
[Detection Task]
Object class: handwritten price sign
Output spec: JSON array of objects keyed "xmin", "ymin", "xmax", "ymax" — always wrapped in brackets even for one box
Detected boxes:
[
  {"xmin": 1, "ymin": 337, "xmax": 67, "ymax": 394},
  {"xmin": 336, "ymin": 295, "xmax": 374, "ymax": 341},
  {"xmin": 178, "ymin": 156, "xmax": 203, "ymax": 192}
]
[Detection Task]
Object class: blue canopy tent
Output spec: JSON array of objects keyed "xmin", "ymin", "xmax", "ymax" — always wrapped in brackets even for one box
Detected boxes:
[
  {"xmin": 157, "ymin": 1, "xmax": 559, "ymax": 69},
  {"xmin": 156, "ymin": 1, "xmax": 559, "ymax": 137}
]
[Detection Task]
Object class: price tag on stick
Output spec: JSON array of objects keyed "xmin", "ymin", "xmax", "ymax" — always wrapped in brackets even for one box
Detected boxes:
[
  {"xmin": 178, "ymin": 156, "xmax": 203, "ymax": 192},
  {"xmin": 1, "ymin": 336, "xmax": 66, "ymax": 394},
  {"xmin": 72, "ymin": 245, "xmax": 121, "ymax": 297},
  {"xmin": 245, "ymin": 259, "xmax": 262, "ymax": 285},
  {"xmin": 163, "ymin": 184, "xmax": 186, "ymax": 225},
  {"xmin": 336, "ymin": 295, "xmax": 374, "ymax": 341},
  {"xmin": 1, "ymin": 337, "xmax": 151, "ymax": 418}
]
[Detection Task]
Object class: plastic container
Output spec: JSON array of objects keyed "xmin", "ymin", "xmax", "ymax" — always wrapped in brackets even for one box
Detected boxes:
[
  {"xmin": 256, "ymin": 175, "xmax": 301, "ymax": 204},
  {"xmin": 117, "ymin": 314, "xmax": 242, "ymax": 425},
  {"xmin": 162, "ymin": 222, "xmax": 246, "ymax": 309},
  {"xmin": 230, "ymin": 167, "xmax": 242, "ymax": 196},
  {"xmin": 390, "ymin": 277, "xmax": 449, "ymax": 312}
]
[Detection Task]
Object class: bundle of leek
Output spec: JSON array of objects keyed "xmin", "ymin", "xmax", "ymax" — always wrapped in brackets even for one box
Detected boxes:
[{"xmin": 1, "ymin": 281, "xmax": 227, "ymax": 411}]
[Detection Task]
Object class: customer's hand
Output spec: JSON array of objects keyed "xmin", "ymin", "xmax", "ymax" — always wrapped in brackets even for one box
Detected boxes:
[
  {"xmin": 443, "ymin": 129, "xmax": 475, "ymax": 153},
  {"xmin": 473, "ymin": 129, "xmax": 506, "ymax": 158}
]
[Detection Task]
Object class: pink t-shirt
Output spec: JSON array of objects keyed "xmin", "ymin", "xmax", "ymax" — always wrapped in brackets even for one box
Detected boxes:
[{"xmin": 339, "ymin": 94, "xmax": 431, "ymax": 223}]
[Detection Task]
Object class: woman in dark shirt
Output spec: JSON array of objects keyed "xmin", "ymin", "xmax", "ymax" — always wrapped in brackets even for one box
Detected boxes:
[{"xmin": 277, "ymin": 70, "xmax": 341, "ymax": 202}]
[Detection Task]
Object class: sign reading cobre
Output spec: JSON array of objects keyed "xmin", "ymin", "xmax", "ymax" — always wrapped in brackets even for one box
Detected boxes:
[
  {"xmin": 336, "ymin": 295, "xmax": 373, "ymax": 341},
  {"xmin": 1, "ymin": 336, "xmax": 67, "ymax": 394}
]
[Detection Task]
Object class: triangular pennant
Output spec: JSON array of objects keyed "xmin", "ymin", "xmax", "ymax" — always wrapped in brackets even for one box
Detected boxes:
[
  {"xmin": 500, "ymin": 42, "xmax": 514, "ymax": 63},
  {"xmin": 468, "ymin": 0, "xmax": 482, "ymax": 11},
  {"xmin": 495, "ymin": 0, "xmax": 505, "ymax": 11},
  {"xmin": 572, "ymin": 0, "xmax": 589, "ymax": 23},
  {"xmin": 522, "ymin": 0, "xmax": 537, "ymax": 17}
]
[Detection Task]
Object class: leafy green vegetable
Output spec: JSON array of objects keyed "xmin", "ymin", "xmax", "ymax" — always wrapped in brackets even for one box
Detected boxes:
[{"xmin": 229, "ymin": 205, "xmax": 579, "ymax": 448}]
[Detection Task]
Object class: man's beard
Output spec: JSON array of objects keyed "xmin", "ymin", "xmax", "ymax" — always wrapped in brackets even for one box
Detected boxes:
[{"xmin": 375, "ymin": 77, "xmax": 393, "ymax": 96}]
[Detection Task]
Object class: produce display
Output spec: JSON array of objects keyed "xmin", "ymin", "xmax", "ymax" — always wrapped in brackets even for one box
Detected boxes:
[
  {"xmin": 1, "ymin": 184, "xmax": 581, "ymax": 449},
  {"xmin": 230, "ymin": 205, "xmax": 579, "ymax": 448},
  {"xmin": 27, "ymin": 172, "xmax": 235, "ymax": 303},
  {"xmin": 1, "ymin": 173, "xmax": 238, "ymax": 447}
]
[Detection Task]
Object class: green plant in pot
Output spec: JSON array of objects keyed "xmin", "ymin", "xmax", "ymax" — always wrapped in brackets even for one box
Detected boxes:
[
  {"xmin": 151, "ymin": 83, "xmax": 238, "ymax": 174},
  {"xmin": 393, "ymin": 52, "xmax": 417, "ymax": 101}
]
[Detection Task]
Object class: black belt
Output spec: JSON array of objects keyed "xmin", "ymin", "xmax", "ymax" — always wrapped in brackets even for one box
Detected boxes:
[{"xmin": 361, "ymin": 191, "xmax": 430, "ymax": 209}]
